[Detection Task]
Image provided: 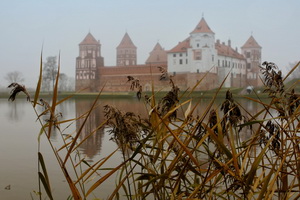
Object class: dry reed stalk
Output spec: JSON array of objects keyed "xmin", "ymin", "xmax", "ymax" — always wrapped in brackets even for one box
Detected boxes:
[{"xmin": 8, "ymin": 60, "xmax": 300, "ymax": 199}]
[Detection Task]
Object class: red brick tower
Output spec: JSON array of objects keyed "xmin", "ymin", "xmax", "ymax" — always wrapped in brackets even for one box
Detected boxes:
[
  {"xmin": 241, "ymin": 35, "xmax": 262, "ymax": 87},
  {"xmin": 146, "ymin": 42, "xmax": 167, "ymax": 65},
  {"xmin": 116, "ymin": 32, "xmax": 137, "ymax": 66},
  {"xmin": 75, "ymin": 32, "xmax": 104, "ymax": 92}
]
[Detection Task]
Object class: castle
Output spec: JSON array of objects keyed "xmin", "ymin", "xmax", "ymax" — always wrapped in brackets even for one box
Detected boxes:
[{"xmin": 75, "ymin": 17, "xmax": 262, "ymax": 92}]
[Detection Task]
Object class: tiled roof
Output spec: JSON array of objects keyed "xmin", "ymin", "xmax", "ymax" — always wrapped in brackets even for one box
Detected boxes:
[
  {"xmin": 117, "ymin": 32, "xmax": 137, "ymax": 49},
  {"xmin": 241, "ymin": 35, "xmax": 261, "ymax": 48},
  {"xmin": 79, "ymin": 32, "xmax": 99, "ymax": 45},
  {"xmin": 146, "ymin": 43, "xmax": 167, "ymax": 64},
  {"xmin": 216, "ymin": 41, "xmax": 245, "ymax": 59},
  {"xmin": 190, "ymin": 17, "xmax": 214, "ymax": 34},
  {"xmin": 168, "ymin": 37, "xmax": 191, "ymax": 53}
]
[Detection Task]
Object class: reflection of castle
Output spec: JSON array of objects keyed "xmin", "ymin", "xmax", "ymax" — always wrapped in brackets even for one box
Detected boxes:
[
  {"xmin": 76, "ymin": 17, "xmax": 262, "ymax": 92},
  {"xmin": 75, "ymin": 98, "xmax": 148, "ymax": 159},
  {"xmin": 75, "ymin": 100, "xmax": 104, "ymax": 159}
]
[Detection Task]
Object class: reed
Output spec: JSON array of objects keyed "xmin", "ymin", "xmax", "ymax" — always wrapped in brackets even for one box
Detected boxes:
[{"xmin": 8, "ymin": 58, "xmax": 300, "ymax": 199}]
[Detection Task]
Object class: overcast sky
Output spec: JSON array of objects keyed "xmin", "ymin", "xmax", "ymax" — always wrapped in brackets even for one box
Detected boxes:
[{"xmin": 1, "ymin": 0, "xmax": 299, "ymax": 88}]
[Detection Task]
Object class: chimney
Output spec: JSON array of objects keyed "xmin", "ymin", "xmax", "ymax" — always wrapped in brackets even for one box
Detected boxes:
[
  {"xmin": 217, "ymin": 39, "xmax": 220, "ymax": 45},
  {"xmin": 228, "ymin": 39, "xmax": 231, "ymax": 47}
]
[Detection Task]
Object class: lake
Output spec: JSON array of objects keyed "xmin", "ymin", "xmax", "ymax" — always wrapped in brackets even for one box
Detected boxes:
[{"xmin": 0, "ymin": 96, "xmax": 260, "ymax": 199}]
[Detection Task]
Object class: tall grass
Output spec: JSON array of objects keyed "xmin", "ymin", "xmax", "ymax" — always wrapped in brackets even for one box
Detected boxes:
[{"xmin": 8, "ymin": 59, "xmax": 300, "ymax": 199}]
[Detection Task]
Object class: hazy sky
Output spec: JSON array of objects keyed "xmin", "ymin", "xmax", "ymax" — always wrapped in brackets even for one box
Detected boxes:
[{"xmin": 1, "ymin": 0, "xmax": 299, "ymax": 88}]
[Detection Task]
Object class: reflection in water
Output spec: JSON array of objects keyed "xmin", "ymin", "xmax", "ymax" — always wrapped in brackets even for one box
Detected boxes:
[
  {"xmin": 6, "ymin": 100, "xmax": 25, "ymax": 121},
  {"xmin": 0, "ymin": 97, "xmax": 270, "ymax": 199},
  {"xmin": 74, "ymin": 97, "xmax": 262, "ymax": 160},
  {"xmin": 75, "ymin": 100, "xmax": 104, "ymax": 160},
  {"xmin": 75, "ymin": 98, "xmax": 150, "ymax": 160}
]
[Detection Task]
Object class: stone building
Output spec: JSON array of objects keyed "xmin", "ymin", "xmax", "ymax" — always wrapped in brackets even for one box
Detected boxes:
[{"xmin": 75, "ymin": 17, "xmax": 262, "ymax": 92}]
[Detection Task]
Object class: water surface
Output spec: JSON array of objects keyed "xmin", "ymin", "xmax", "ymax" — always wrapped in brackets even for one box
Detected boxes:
[{"xmin": 0, "ymin": 97, "xmax": 261, "ymax": 199}]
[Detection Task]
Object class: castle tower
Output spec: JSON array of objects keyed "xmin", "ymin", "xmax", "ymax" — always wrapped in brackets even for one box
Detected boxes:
[
  {"xmin": 241, "ymin": 35, "xmax": 262, "ymax": 87},
  {"xmin": 75, "ymin": 32, "xmax": 104, "ymax": 92},
  {"xmin": 116, "ymin": 32, "xmax": 137, "ymax": 66},
  {"xmin": 145, "ymin": 42, "xmax": 167, "ymax": 65},
  {"xmin": 188, "ymin": 17, "xmax": 218, "ymax": 73},
  {"xmin": 167, "ymin": 17, "xmax": 218, "ymax": 74}
]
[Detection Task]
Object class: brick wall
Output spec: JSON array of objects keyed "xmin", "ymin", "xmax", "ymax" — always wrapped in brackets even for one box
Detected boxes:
[{"xmin": 76, "ymin": 64, "xmax": 219, "ymax": 93}]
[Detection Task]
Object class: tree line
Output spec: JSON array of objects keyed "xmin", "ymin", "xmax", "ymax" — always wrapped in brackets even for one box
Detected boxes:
[{"xmin": 3, "ymin": 56, "xmax": 74, "ymax": 92}]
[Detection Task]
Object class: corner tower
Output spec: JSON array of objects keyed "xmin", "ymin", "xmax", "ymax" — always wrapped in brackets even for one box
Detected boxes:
[
  {"xmin": 241, "ymin": 35, "xmax": 262, "ymax": 87},
  {"xmin": 75, "ymin": 32, "xmax": 104, "ymax": 92},
  {"xmin": 116, "ymin": 32, "xmax": 137, "ymax": 66}
]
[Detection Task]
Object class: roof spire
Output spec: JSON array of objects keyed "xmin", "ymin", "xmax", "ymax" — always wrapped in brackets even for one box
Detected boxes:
[
  {"xmin": 190, "ymin": 17, "xmax": 214, "ymax": 34},
  {"xmin": 80, "ymin": 32, "xmax": 99, "ymax": 45},
  {"xmin": 117, "ymin": 32, "xmax": 137, "ymax": 49},
  {"xmin": 242, "ymin": 35, "xmax": 261, "ymax": 49}
]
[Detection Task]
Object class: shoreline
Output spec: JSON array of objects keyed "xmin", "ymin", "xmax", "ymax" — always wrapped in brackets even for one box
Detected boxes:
[{"xmin": 0, "ymin": 89, "xmax": 269, "ymax": 100}]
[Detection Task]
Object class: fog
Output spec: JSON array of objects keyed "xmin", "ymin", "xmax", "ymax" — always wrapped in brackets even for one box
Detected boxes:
[{"xmin": 0, "ymin": 0, "xmax": 299, "ymax": 88}]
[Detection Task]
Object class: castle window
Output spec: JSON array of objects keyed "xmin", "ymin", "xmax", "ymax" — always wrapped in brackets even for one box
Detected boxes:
[
  {"xmin": 186, "ymin": 59, "xmax": 188, "ymax": 64},
  {"xmin": 218, "ymin": 60, "xmax": 220, "ymax": 66},
  {"xmin": 179, "ymin": 59, "xmax": 183, "ymax": 65},
  {"xmin": 173, "ymin": 54, "xmax": 176, "ymax": 57},
  {"xmin": 247, "ymin": 63, "xmax": 251, "ymax": 69},
  {"xmin": 246, "ymin": 52, "xmax": 250, "ymax": 58},
  {"xmin": 197, "ymin": 43, "xmax": 200, "ymax": 48},
  {"xmin": 179, "ymin": 53, "xmax": 182, "ymax": 57},
  {"xmin": 212, "ymin": 55, "xmax": 214, "ymax": 62},
  {"xmin": 193, "ymin": 50, "xmax": 202, "ymax": 60}
]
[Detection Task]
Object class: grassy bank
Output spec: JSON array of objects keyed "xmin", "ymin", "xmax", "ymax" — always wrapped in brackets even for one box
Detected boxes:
[{"xmin": 0, "ymin": 87, "xmax": 269, "ymax": 100}]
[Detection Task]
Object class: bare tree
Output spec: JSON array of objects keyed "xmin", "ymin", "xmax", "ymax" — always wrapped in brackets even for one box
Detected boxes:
[
  {"xmin": 42, "ymin": 56, "xmax": 57, "ymax": 92},
  {"xmin": 58, "ymin": 74, "xmax": 75, "ymax": 92},
  {"xmin": 66, "ymin": 77, "xmax": 75, "ymax": 91},
  {"xmin": 286, "ymin": 61, "xmax": 300, "ymax": 81},
  {"xmin": 5, "ymin": 71, "xmax": 24, "ymax": 84},
  {"xmin": 58, "ymin": 73, "xmax": 68, "ymax": 92}
]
